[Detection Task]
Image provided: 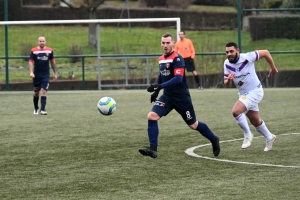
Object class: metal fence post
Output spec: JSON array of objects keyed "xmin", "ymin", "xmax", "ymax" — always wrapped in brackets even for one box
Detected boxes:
[
  {"xmin": 125, "ymin": 58, "xmax": 128, "ymax": 85},
  {"xmin": 97, "ymin": 24, "xmax": 101, "ymax": 90},
  {"xmin": 237, "ymin": 0, "xmax": 242, "ymax": 52},
  {"xmin": 4, "ymin": 0, "xmax": 9, "ymax": 90},
  {"xmin": 81, "ymin": 57, "xmax": 85, "ymax": 90},
  {"xmin": 146, "ymin": 58, "xmax": 150, "ymax": 85}
]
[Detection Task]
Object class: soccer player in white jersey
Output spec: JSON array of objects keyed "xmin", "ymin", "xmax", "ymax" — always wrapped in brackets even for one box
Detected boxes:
[{"xmin": 223, "ymin": 42, "xmax": 278, "ymax": 151}]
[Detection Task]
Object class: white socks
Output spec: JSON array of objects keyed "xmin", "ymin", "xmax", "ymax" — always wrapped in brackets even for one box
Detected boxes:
[
  {"xmin": 255, "ymin": 120, "xmax": 273, "ymax": 140},
  {"xmin": 235, "ymin": 114, "xmax": 273, "ymax": 140},
  {"xmin": 235, "ymin": 113, "xmax": 252, "ymax": 138}
]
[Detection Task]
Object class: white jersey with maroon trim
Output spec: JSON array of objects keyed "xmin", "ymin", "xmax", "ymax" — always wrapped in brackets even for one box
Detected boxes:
[{"xmin": 224, "ymin": 51, "xmax": 261, "ymax": 94}]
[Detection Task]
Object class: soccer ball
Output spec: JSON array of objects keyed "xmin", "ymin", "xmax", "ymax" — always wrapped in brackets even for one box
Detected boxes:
[{"xmin": 97, "ymin": 97, "xmax": 117, "ymax": 116}]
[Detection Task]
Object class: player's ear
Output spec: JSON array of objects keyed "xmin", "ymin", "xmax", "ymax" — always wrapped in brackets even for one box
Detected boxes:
[{"xmin": 237, "ymin": 48, "xmax": 240, "ymax": 53}]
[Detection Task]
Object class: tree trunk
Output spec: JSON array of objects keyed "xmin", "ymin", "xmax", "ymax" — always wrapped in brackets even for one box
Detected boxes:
[{"xmin": 88, "ymin": 10, "xmax": 97, "ymax": 47}]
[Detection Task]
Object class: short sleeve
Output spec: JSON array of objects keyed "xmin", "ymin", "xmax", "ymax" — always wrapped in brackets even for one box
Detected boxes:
[
  {"xmin": 246, "ymin": 51, "xmax": 259, "ymax": 63},
  {"xmin": 49, "ymin": 51, "xmax": 54, "ymax": 62},
  {"xmin": 173, "ymin": 56, "xmax": 185, "ymax": 69}
]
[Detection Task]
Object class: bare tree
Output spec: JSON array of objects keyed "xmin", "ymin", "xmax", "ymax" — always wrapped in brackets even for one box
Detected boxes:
[{"xmin": 50, "ymin": 0, "xmax": 106, "ymax": 47}]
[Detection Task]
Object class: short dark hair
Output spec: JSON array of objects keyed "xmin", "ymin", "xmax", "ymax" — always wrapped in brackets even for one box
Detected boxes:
[
  {"xmin": 179, "ymin": 31, "xmax": 185, "ymax": 35},
  {"xmin": 162, "ymin": 32, "xmax": 173, "ymax": 40},
  {"xmin": 226, "ymin": 42, "xmax": 238, "ymax": 49}
]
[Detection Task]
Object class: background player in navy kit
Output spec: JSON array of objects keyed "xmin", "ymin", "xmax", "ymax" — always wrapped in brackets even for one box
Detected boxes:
[
  {"xmin": 138, "ymin": 33, "xmax": 220, "ymax": 158},
  {"xmin": 29, "ymin": 36, "xmax": 57, "ymax": 115}
]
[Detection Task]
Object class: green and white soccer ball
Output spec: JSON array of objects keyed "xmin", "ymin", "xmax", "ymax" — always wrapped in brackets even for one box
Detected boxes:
[{"xmin": 97, "ymin": 97, "xmax": 117, "ymax": 116}]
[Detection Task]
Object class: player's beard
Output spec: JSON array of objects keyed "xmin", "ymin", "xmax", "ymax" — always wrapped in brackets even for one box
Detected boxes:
[
  {"xmin": 228, "ymin": 53, "xmax": 238, "ymax": 63},
  {"xmin": 39, "ymin": 44, "xmax": 45, "ymax": 49}
]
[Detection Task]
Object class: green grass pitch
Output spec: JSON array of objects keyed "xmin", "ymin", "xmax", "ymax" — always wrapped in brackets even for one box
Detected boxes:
[{"xmin": 1, "ymin": 88, "xmax": 300, "ymax": 199}]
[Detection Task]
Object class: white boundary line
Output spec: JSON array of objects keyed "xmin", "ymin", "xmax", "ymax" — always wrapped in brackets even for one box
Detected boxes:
[{"xmin": 185, "ymin": 133, "xmax": 300, "ymax": 169}]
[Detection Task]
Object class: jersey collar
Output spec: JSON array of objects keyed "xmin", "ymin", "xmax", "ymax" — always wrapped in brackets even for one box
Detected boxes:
[{"xmin": 164, "ymin": 51, "xmax": 174, "ymax": 58}]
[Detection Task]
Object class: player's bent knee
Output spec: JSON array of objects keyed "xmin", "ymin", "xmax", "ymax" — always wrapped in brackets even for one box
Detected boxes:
[
  {"xmin": 232, "ymin": 110, "xmax": 242, "ymax": 118},
  {"xmin": 147, "ymin": 111, "xmax": 160, "ymax": 121},
  {"xmin": 250, "ymin": 119, "xmax": 262, "ymax": 127},
  {"xmin": 188, "ymin": 121, "xmax": 198, "ymax": 130}
]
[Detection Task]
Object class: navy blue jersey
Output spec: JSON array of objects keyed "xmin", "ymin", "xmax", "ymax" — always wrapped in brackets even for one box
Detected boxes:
[
  {"xmin": 158, "ymin": 51, "xmax": 190, "ymax": 97},
  {"xmin": 29, "ymin": 46, "xmax": 54, "ymax": 78}
]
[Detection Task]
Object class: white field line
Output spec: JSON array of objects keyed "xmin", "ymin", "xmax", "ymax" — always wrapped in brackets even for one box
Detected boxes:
[{"xmin": 185, "ymin": 133, "xmax": 300, "ymax": 169}]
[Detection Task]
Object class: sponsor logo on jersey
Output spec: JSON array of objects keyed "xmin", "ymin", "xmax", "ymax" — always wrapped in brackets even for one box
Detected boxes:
[
  {"xmin": 235, "ymin": 72, "xmax": 250, "ymax": 79},
  {"xmin": 37, "ymin": 56, "xmax": 49, "ymax": 61},
  {"xmin": 160, "ymin": 69, "xmax": 170, "ymax": 76},
  {"xmin": 166, "ymin": 63, "xmax": 170, "ymax": 68}
]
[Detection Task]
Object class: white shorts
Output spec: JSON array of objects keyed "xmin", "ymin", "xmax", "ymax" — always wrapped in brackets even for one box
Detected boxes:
[{"xmin": 238, "ymin": 87, "xmax": 264, "ymax": 112}]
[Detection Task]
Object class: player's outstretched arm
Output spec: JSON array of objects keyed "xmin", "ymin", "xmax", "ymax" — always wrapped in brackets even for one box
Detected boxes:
[{"xmin": 257, "ymin": 50, "xmax": 278, "ymax": 77}]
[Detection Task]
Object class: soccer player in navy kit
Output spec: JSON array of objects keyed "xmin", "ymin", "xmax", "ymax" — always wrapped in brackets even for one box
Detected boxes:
[
  {"xmin": 138, "ymin": 33, "xmax": 220, "ymax": 158},
  {"xmin": 29, "ymin": 36, "xmax": 57, "ymax": 115}
]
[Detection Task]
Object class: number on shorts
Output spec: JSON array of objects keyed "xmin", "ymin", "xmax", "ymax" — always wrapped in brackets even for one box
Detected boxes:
[{"xmin": 186, "ymin": 111, "xmax": 192, "ymax": 119}]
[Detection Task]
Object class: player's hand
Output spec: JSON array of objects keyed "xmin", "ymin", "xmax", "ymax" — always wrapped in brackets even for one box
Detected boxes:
[
  {"xmin": 150, "ymin": 90, "xmax": 159, "ymax": 103},
  {"xmin": 228, "ymin": 73, "xmax": 235, "ymax": 80},
  {"xmin": 268, "ymin": 68, "xmax": 278, "ymax": 77},
  {"xmin": 53, "ymin": 73, "xmax": 58, "ymax": 80},
  {"xmin": 29, "ymin": 72, "xmax": 35, "ymax": 78},
  {"xmin": 147, "ymin": 84, "xmax": 162, "ymax": 93}
]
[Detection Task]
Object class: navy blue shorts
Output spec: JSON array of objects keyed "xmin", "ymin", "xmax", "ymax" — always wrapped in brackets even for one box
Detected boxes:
[
  {"xmin": 151, "ymin": 94, "xmax": 197, "ymax": 125},
  {"xmin": 33, "ymin": 76, "xmax": 49, "ymax": 91}
]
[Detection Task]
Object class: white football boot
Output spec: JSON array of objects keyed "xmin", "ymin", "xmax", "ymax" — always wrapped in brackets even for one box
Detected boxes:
[
  {"xmin": 264, "ymin": 134, "xmax": 277, "ymax": 152},
  {"xmin": 241, "ymin": 134, "xmax": 253, "ymax": 149}
]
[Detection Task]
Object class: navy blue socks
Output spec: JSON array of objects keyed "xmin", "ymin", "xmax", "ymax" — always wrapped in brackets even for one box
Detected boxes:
[
  {"xmin": 33, "ymin": 96, "xmax": 39, "ymax": 110},
  {"xmin": 41, "ymin": 96, "xmax": 47, "ymax": 111},
  {"xmin": 148, "ymin": 120, "xmax": 159, "ymax": 150},
  {"xmin": 196, "ymin": 121, "xmax": 216, "ymax": 141}
]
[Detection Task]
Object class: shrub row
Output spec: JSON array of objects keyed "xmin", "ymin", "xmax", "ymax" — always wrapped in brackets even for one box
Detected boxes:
[
  {"xmin": 0, "ymin": 3, "xmax": 237, "ymax": 30},
  {"xmin": 249, "ymin": 15, "xmax": 300, "ymax": 40}
]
